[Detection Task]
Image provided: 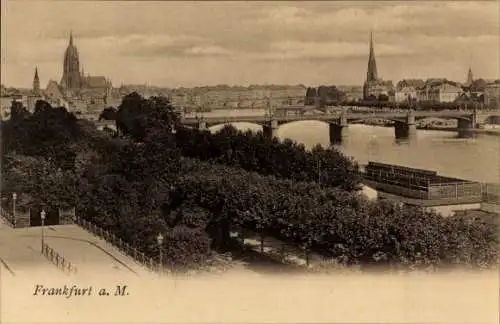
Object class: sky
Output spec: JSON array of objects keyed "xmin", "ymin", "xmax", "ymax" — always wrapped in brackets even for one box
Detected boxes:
[{"xmin": 1, "ymin": 0, "xmax": 499, "ymax": 88}]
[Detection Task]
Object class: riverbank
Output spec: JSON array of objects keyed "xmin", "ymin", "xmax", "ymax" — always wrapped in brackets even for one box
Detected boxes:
[{"xmin": 356, "ymin": 120, "xmax": 500, "ymax": 137}]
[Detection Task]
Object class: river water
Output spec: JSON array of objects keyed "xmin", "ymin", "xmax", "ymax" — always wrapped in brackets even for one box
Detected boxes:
[{"xmin": 194, "ymin": 109, "xmax": 500, "ymax": 183}]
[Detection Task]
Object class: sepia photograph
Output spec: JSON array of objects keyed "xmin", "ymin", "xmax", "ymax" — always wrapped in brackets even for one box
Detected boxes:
[{"xmin": 0, "ymin": 0, "xmax": 499, "ymax": 323}]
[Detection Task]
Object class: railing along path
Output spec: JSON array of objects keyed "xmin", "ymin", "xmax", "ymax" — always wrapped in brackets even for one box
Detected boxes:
[
  {"xmin": 41, "ymin": 242, "xmax": 78, "ymax": 275},
  {"xmin": 74, "ymin": 217, "xmax": 159, "ymax": 272}
]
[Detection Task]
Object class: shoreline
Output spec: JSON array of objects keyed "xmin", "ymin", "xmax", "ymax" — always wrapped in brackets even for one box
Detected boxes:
[{"xmin": 357, "ymin": 122, "xmax": 500, "ymax": 137}]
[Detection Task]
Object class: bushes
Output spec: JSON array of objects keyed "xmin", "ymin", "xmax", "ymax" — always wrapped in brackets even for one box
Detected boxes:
[
  {"xmin": 166, "ymin": 159, "xmax": 499, "ymax": 270},
  {"xmin": 2, "ymin": 94, "xmax": 498, "ymax": 272},
  {"xmin": 175, "ymin": 125, "xmax": 361, "ymax": 191},
  {"xmin": 2, "ymin": 153, "xmax": 77, "ymax": 210},
  {"xmin": 115, "ymin": 92, "xmax": 360, "ymax": 190},
  {"xmin": 162, "ymin": 227, "xmax": 211, "ymax": 270}
]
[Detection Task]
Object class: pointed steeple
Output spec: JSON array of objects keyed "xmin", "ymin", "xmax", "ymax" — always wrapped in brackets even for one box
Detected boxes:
[
  {"xmin": 61, "ymin": 30, "xmax": 81, "ymax": 89},
  {"xmin": 33, "ymin": 66, "xmax": 40, "ymax": 94},
  {"xmin": 366, "ymin": 30, "xmax": 378, "ymax": 82},
  {"xmin": 466, "ymin": 66, "xmax": 473, "ymax": 86}
]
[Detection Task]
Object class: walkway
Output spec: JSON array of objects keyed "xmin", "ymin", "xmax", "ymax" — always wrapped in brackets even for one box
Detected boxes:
[
  {"xmin": 181, "ymin": 109, "xmax": 489, "ymax": 126},
  {"xmin": 237, "ymin": 230, "xmax": 326, "ymax": 269},
  {"xmin": 0, "ymin": 225, "xmax": 152, "ymax": 277}
]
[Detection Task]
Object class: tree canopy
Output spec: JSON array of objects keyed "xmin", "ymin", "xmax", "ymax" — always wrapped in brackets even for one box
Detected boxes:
[{"xmin": 1, "ymin": 94, "xmax": 497, "ymax": 272}]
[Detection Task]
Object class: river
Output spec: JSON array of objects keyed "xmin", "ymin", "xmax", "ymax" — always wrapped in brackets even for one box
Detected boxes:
[{"xmin": 192, "ymin": 109, "xmax": 500, "ymax": 183}]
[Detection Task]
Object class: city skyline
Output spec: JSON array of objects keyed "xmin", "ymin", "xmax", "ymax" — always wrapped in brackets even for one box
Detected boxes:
[{"xmin": 1, "ymin": 1, "xmax": 499, "ymax": 89}]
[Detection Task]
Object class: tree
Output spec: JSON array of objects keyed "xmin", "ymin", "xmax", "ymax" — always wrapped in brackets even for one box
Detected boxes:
[
  {"xmin": 116, "ymin": 93, "xmax": 179, "ymax": 143},
  {"xmin": 1, "ymin": 100, "xmax": 84, "ymax": 170},
  {"xmin": 99, "ymin": 107, "xmax": 118, "ymax": 121},
  {"xmin": 2, "ymin": 153, "xmax": 77, "ymax": 210}
]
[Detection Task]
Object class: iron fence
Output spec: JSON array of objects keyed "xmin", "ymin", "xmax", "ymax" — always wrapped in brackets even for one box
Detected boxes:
[
  {"xmin": 41, "ymin": 242, "xmax": 78, "ymax": 275},
  {"xmin": 482, "ymin": 183, "xmax": 500, "ymax": 203},
  {"xmin": 74, "ymin": 216, "xmax": 159, "ymax": 272},
  {"xmin": 0, "ymin": 206, "xmax": 15, "ymax": 227}
]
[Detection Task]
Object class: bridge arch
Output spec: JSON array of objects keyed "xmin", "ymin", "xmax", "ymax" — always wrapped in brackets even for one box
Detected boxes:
[
  {"xmin": 207, "ymin": 121, "xmax": 265, "ymax": 132},
  {"xmin": 276, "ymin": 119, "xmax": 332, "ymax": 127}
]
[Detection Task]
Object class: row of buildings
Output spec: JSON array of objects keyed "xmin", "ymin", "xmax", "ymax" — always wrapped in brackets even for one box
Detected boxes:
[
  {"xmin": 361, "ymin": 32, "xmax": 500, "ymax": 106},
  {"xmin": 1, "ymin": 30, "xmax": 499, "ymax": 121}
]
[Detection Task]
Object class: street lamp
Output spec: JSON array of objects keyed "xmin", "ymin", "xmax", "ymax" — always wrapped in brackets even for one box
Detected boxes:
[
  {"xmin": 317, "ymin": 159, "xmax": 322, "ymax": 187},
  {"xmin": 157, "ymin": 233, "xmax": 164, "ymax": 274},
  {"xmin": 12, "ymin": 193, "xmax": 17, "ymax": 228},
  {"xmin": 40, "ymin": 210, "xmax": 46, "ymax": 253}
]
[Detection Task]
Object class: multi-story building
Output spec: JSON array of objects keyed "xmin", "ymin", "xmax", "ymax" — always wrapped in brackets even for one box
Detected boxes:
[
  {"xmin": 337, "ymin": 86, "xmax": 363, "ymax": 102},
  {"xmin": 484, "ymin": 82, "xmax": 500, "ymax": 107},
  {"xmin": 395, "ymin": 79, "xmax": 425, "ymax": 103},
  {"xmin": 419, "ymin": 80, "xmax": 463, "ymax": 103}
]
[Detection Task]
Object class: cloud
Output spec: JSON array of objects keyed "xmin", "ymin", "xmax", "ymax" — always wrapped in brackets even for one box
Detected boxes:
[
  {"xmin": 254, "ymin": 40, "xmax": 415, "ymax": 61},
  {"xmin": 184, "ymin": 45, "xmax": 235, "ymax": 57},
  {"xmin": 1, "ymin": 1, "xmax": 498, "ymax": 88}
]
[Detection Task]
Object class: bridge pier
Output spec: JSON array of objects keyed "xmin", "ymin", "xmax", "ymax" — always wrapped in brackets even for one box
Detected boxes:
[
  {"xmin": 262, "ymin": 119, "xmax": 279, "ymax": 139},
  {"xmin": 329, "ymin": 115, "xmax": 348, "ymax": 144},
  {"xmin": 197, "ymin": 120, "xmax": 207, "ymax": 131},
  {"xmin": 457, "ymin": 118, "xmax": 475, "ymax": 138},
  {"xmin": 394, "ymin": 113, "xmax": 416, "ymax": 140}
]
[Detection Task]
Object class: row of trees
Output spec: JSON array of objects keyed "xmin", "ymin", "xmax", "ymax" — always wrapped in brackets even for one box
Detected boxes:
[
  {"xmin": 1, "ymin": 93, "xmax": 498, "ymax": 272},
  {"xmin": 170, "ymin": 159, "xmax": 498, "ymax": 269},
  {"xmin": 173, "ymin": 126, "xmax": 361, "ymax": 191},
  {"xmin": 113, "ymin": 93, "xmax": 361, "ymax": 191},
  {"xmin": 76, "ymin": 152, "xmax": 500, "ymax": 270}
]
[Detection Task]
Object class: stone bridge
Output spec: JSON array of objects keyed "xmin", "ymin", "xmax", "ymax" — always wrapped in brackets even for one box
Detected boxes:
[{"xmin": 181, "ymin": 109, "xmax": 500, "ymax": 143}]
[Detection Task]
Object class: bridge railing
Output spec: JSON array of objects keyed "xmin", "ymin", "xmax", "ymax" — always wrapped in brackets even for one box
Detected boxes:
[
  {"xmin": 41, "ymin": 242, "xmax": 78, "ymax": 275},
  {"xmin": 74, "ymin": 216, "xmax": 160, "ymax": 272},
  {"xmin": 482, "ymin": 183, "xmax": 500, "ymax": 203}
]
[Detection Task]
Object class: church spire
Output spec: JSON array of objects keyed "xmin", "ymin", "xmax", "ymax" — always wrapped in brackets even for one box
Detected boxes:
[
  {"xmin": 33, "ymin": 66, "xmax": 40, "ymax": 94},
  {"xmin": 366, "ymin": 30, "xmax": 378, "ymax": 82},
  {"xmin": 466, "ymin": 66, "xmax": 473, "ymax": 86}
]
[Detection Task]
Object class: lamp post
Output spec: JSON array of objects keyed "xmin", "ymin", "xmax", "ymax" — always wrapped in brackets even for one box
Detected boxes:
[
  {"xmin": 157, "ymin": 233, "xmax": 164, "ymax": 274},
  {"xmin": 40, "ymin": 210, "xmax": 46, "ymax": 253},
  {"xmin": 317, "ymin": 160, "xmax": 321, "ymax": 187},
  {"xmin": 12, "ymin": 193, "xmax": 17, "ymax": 228}
]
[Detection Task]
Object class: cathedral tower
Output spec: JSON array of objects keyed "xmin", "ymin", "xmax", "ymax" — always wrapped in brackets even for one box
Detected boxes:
[
  {"xmin": 60, "ymin": 31, "xmax": 81, "ymax": 90},
  {"xmin": 366, "ymin": 31, "xmax": 378, "ymax": 82},
  {"xmin": 33, "ymin": 66, "xmax": 40, "ymax": 94}
]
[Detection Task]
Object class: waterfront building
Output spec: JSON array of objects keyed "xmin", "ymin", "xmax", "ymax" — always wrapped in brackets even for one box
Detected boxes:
[
  {"xmin": 416, "ymin": 79, "xmax": 462, "ymax": 103},
  {"xmin": 337, "ymin": 85, "xmax": 363, "ymax": 102},
  {"xmin": 395, "ymin": 79, "xmax": 424, "ymax": 103},
  {"xmin": 427, "ymin": 81, "xmax": 463, "ymax": 103},
  {"xmin": 484, "ymin": 82, "xmax": 500, "ymax": 107}
]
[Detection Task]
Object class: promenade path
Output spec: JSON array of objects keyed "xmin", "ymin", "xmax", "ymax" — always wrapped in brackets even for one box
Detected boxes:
[
  {"xmin": 237, "ymin": 230, "xmax": 325, "ymax": 268},
  {"xmin": 0, "ymin": 225, "xmax": 152, "ymax": 278}
]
